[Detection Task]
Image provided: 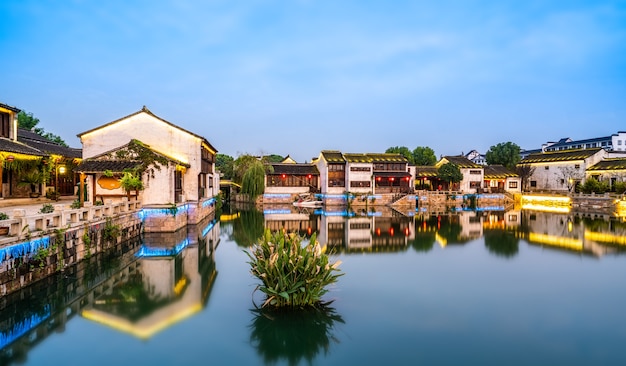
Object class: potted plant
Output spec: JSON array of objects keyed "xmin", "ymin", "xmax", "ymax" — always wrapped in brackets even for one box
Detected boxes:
[
  {"xmin": 0, "ymin": 212, "xmax": 10, "ymax": 235},
  {"xmin": 18, "ymin": 170, "xmax": 45, "ymax": 198}
]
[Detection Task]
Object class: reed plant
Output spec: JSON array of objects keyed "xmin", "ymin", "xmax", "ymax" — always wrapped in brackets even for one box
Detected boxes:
[{"xmin": 246, "ymin": 229, "xmax": 342, "ymax": 309}]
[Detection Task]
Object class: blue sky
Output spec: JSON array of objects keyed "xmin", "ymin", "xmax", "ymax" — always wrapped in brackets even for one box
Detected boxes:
[{"xmin": 1, "ymin": 0, "xmax": 625, "ymax": 162}]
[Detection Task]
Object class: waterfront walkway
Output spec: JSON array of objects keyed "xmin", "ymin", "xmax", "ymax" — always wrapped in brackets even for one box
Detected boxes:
[{"xmin": 0, "ymin": 196, "xmax": 76, "ymax": 216}]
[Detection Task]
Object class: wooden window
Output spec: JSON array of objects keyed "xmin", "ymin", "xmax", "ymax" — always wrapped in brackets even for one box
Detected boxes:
[
  {"xmin": 0, "ymin": 112, "xmax": 10, "ymax": 138},
  {"xmin": 508, "ymin": 181, "xmax": 518, "ymax": 189}
]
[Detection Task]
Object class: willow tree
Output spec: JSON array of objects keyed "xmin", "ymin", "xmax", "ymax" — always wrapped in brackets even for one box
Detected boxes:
[{"xmin": 242, "ymin": 160, "xmax": 267, "ymax": 199}]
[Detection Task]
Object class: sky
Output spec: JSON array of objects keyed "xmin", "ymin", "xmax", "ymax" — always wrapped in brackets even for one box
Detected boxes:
[{"xmin": 1, "ymin": 0, "xmax": 625, "ymax": 163}]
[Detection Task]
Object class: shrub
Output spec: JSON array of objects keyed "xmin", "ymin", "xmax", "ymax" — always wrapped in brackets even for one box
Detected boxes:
[
  {"xmin": 0, "ymin": 212, "xmax": 9, "ymax": 220},
  {"xmin": 246, "ymin": 229, "xmax": 342, "ymax": 309},
  {"xmin": 614, "ymin": 181, "xmax": 626, "ymax": 194},
  {"xmin": 39, "ymin": 203, "xmax": 54, "ymax": 214},
  {"xmin": 70, "ymin": 199, "xmax": 81, "ymax": 209}
]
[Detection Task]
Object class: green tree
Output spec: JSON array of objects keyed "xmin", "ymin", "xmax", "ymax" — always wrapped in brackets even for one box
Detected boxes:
[
  {"xmin": 216, "ymin": 153, "xmax": 235, "ymax": 180},
  {"xmin": 385, "ymin": 146, "xmax": 413, "ymax": 163},
  {"xmin": 17, "ymin": 111, "xmax": 40, "ymax": 130},
  {"xmin": 413, "ymin": 146, "xmax": 437, "ymax": 166},
  {"xmin": 266, "ymin": 154, "xmax": 285, "ymax": 163},
  {"xmin": 485, "ymin": 142, "xmax": 521, "ymax": 170},
  {"xmin": 242, "ymin": 160, "xmax": 267, "ymax": 199},
  {"xmin": 438, "ymin": 163, "xmax": 463, "ymax": 189},
  {"xmin": 233, "ymin": 154, "xmax": 261, "ymax": 184},
  {"xmin": 17, "ymin": 110, "xmax": 68, "ymax": 147}
]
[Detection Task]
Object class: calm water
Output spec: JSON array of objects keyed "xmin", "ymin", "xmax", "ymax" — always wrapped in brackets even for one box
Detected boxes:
[{"xmin": 2, "ymin": 207, "xmax": 626, "ymax": 366}]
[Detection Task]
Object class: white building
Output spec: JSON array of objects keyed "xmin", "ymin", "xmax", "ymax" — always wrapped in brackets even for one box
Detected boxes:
[
  {"xmin": 76, "ymin": 106, "xmax": 219, "ymax": 207},
  {"xmin": 519, "ymin": 148, "xmax": 607, "ymax": 193}
]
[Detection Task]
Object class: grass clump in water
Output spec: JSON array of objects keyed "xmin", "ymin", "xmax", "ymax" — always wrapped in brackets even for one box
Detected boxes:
[{"xmin": 246, "ymin": 229, "xmax": 342, "ymax": 309}]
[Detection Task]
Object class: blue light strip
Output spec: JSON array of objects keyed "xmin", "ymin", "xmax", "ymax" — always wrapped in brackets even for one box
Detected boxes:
[
  {"xmin": 0, "ymin": 304, "xmax": 50, "ymax": 349},
  {"xmin": 263, "ymin": 209, "xmax": 292, "ymax": 215},
  {"xmin": 201, "ymin": 219, "xmax": 217, "ymax": 237},
  {"xmin": 202, "ymin": 197, "xmax": 216, "ymax": 208},
  {"xmin": 263, "ymin": 193, "xmax": 291, "ymax": 198},
  {"xmin": 0, "ymin": 237, "xmax": 50, "ymax": 265},
  {"xmin": 137, "ymin": 204, "xmax": 190, "ymax": 220},
  {"xmin": 136, "ymin": 238, "xmax": 190, "ymax": 258}
]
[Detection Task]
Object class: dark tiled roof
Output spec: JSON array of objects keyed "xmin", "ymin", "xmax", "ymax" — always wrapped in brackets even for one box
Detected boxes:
[
  {"xmin": 366, "ymin": 153, "xmax": 408, "ymax": 163},
  {"xmin": 0, "ymin": 102, "xmax": 21, "ymax": 113},
  {"xmin": 0, "ymin": 138, "xmax": 47, "ymax": 156},
  {"xmin": 439, "ymin": 156, "xmax": 482, "ymax": 169},
  {"xmin": 483, "ymin": 165, "xmax": 518, "ymax": 179},
  {"xmin": 414, "ymin": 166, "xmax": 439, "ymax": 177},
  {"xmin": 270, "ymin": 163, "xmax": 319, "ymax": 175},
  {"xmin": 520, "ymin": 148, "xmax": 603, "ymax": 163},
  {"xmin": 74, "ymin": 160, "xmax": 141, "ymax": 173},
  {"xmin": 587, "ymin": 158, "xmax": 626, "ymax": 171},
  {"xmin": 344, "ymin": 153, "xmax": 371, "ymax": 163},
  {"xmin": 76, "ymin": 106, "xmax": 218, "ymax": 153},
  {"xmin": 18, "ymin": 129, "xmax": 82, "ymax": 158},
  {"xmin": 321, "ymin": 150, "xmax": 345, "ymax": 163}
]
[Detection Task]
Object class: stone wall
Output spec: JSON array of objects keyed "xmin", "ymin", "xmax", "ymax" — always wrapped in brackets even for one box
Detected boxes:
[{"xmin": 0, "ymin": 212, "xmax": 142, "ymax": 296}]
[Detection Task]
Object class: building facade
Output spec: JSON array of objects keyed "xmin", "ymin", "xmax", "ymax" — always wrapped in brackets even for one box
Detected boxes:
[{"xmin": 76, "ymin": 106, "xmax": 219, "ymax": 212}]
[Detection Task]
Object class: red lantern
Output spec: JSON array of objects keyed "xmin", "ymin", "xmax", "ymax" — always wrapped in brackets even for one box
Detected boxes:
[
  {"xmin": 307, "ymin": 174, "xmax": 312, "ymax": 179},
  {"xmin": 281, "ymin": 174, "xmax": 286, "ymax": 179}
]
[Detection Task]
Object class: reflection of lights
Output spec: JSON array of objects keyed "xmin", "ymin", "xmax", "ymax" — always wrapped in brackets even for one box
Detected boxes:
[
  {"xmin": 616, "ymin": 201, "xmax": 626, "ymax": 217},
  {"xmin": 435, "ymin": 232, "xmax": 447, "ymax": 247},
  {"xmin": 528, "ymin": 233, "xmax": 582, "ymax": 251},
  {"xmin": 0, "ymin": 304, "xmax": 50, "ymax": 349},
  {"xmin": 307, "ymin": 227, "xmax": 312, "ymax": 235},
  {"xmin": 173, "ymin": 276, "xmax": 188, "ymax": 296},
  {"xmin": 136, "ymin": 238, "xmax": 190, "ymax": 257},
  {"xmin": 567, "ymin": 219, "xmax": 573, "ymax": 232},
  {"xmin": 585, "ymin": 231, "xmax": 626, "ymax": 246},
  {"xmin": 201, "ymin": 219, "xmax": 217, "ymax": 237},
  {"xmin": 82, "ymin": 303, "xmax": 203, "ymax": 340},
  {"xmin": 404, "ymin": 227, "xmax": 410, "ymax": 236},
  {"xmin": 389, "ymin": 227, "xmax": 394, "ymax": 236},
  {"xmin": 521, "ymin": 203, "xmax": 571, "ymax": 214},
  {"xmin": 220, "ymin": 212, "xmax": 240, "ymax": 221},
  {"xmin": 376, "ymin": 228, "xmax": 381, "ymax": 236},
  {"xmin": 521, "ymin": 195, "xmax": 571, "ymax": 213}
]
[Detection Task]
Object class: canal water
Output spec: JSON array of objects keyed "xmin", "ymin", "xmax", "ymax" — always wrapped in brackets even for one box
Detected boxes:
[{"xmin": 2, "ymin": 207, "xmax": 626, "ymax": 365}]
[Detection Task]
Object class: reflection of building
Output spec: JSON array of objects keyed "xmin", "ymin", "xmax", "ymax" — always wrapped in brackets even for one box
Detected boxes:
[
  {"xmin": 521, "ymin": 211, "xmax": 625, "ymax": 257},
  {"xmin": 81, "ymin": 218, "xmax": 219, "ymax": 339},
  {"xmin": 317, "ymin": 211, "xmax": 414, "ymax": 252}
]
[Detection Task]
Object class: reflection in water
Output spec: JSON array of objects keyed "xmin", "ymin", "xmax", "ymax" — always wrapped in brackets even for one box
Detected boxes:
[
  {"xmin": 484, "ymin": 230, "xmax": 519, "ymax": 258},
  {"xmin": 229, "ymin": 205, "xmax": 626, "ymax": 259},
  {"xmin": 231, "ymin": 209, "xmax": 265, "ymax": 247},
  {"xmin": 249, "ymin": 306, "xmax": 344, "ymax": 366},
  {"xmin": 81, "ymin": 217, "xmax": 220, "ymax": 339},
  {"xmin": 0, "ymin": 216, "xmax": 219, "ymax": 365}
]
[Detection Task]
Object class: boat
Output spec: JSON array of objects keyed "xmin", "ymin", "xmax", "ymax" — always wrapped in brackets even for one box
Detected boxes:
[{"xmin": 292, "ymin": 193, "xmax": 323, "ymax": 208}]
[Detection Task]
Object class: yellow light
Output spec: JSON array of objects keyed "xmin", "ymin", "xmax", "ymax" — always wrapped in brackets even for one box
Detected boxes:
[
  {"xmin": 82, "ymin": 303, "xmax": 203, "ymax": 339},
  {"xmin": 521, "ymin": 195, "xmax": 571, "ymax": 213},
  {"xmin": 528, "ymin": 233, "xmax": 583, "ymax": 251},
  {"xmin": 435, "ymin": 232, "xmax": 447, "ymax": 248},
  {"xmin": 585, "ymin": 231, "xmax": 626, "ymax": 246},
  {"xmin": 59, "ymin": 166, "xmax": 66, "ymax": 174}
]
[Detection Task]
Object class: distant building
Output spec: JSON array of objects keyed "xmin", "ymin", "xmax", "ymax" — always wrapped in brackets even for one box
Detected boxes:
[
  {"xmin": 465, "ymin": 150, "xmax": 487, "ymax": 165},
  {"xmin": 521, "ymin": 131, "xmax": 626, "ymax": 158}
]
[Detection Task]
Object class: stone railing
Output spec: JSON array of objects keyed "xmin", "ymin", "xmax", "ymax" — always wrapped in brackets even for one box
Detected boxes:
[{"xmin": 0, "ymin": 199, "xmax": 142, "ymax": 243}]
